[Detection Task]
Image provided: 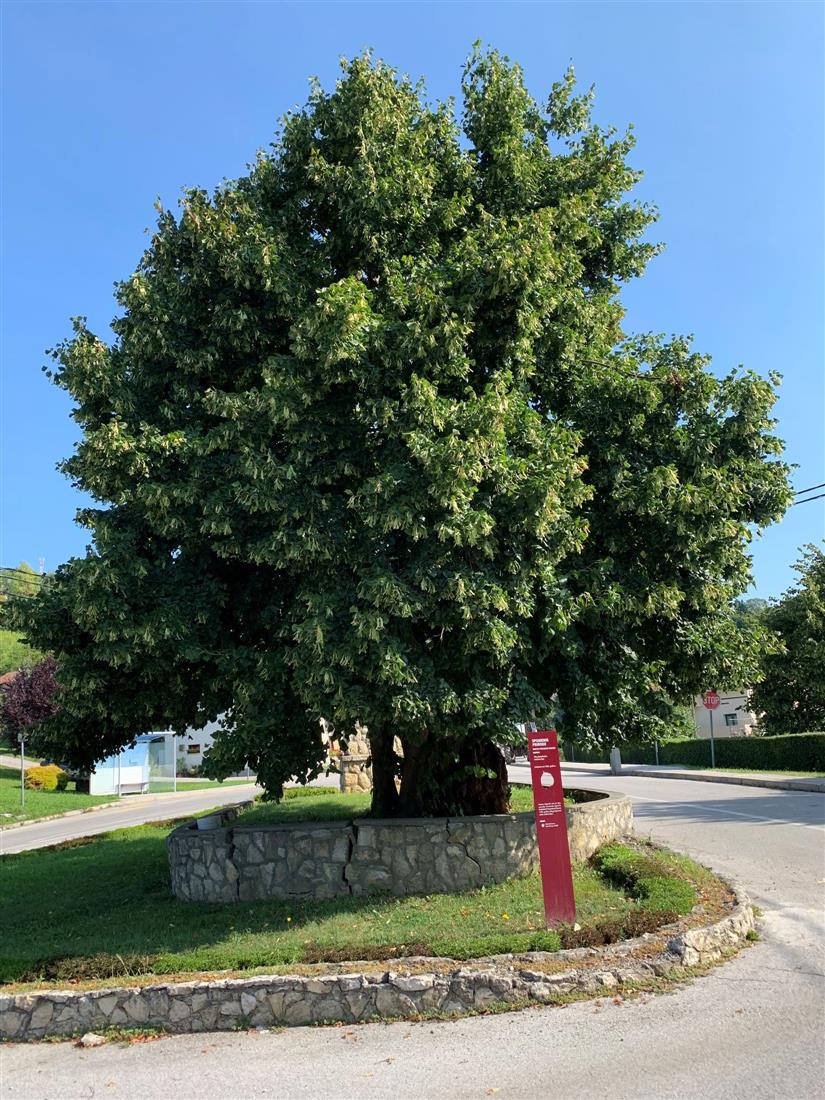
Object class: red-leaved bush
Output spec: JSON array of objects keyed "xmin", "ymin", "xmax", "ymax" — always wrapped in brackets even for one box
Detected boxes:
[{"xmin": 0, "ymin": 657, "xmax": 59, "ymax": 744}]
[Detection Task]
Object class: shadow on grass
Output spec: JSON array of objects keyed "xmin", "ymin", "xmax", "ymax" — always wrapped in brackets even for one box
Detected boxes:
[{"xmin": 0, "ymin": 817, "xmax": 660, "ymax": 983}]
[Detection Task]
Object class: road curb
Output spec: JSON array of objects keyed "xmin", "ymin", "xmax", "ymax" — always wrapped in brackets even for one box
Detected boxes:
[
  {"xmin": 0, "ymin": 876, "xmax": 754, "ymax": 1040},
  {"xmin": 0, "ymin": 800, "xmax": 123, "ymax": 832}
]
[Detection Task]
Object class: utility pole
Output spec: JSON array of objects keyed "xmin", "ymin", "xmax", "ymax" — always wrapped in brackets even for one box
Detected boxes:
[
  {"xmin": 702, "ymin": 691, "xmax": 720, "ymax": 769},
  {"xmin": 18, "ymin": 732, "xmax": 25, "ymax": 807}
]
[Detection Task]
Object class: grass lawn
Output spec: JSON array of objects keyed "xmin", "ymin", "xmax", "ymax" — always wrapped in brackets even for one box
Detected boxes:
[
  {"xmin": 0, "ymin": 766, "xmax": 115, "ymax": 825},
  {"xmin": 0, "ymin": 767, "xmax": 254, "ymax": 826},
  {"xmin": 0, "ymin": 789, "xmax": 709, "ymax": 987},
  {"xmin": 148, "ymin": 779, "xmax": 252, "ymax": 794},
  {"xmin": 233, "ymin": 783, "xmax": 545, "ymax": 827}
]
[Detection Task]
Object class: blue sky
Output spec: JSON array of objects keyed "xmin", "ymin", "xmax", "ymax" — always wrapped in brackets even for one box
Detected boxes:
[{"xmin": 1, "ymin": 1, "xmax": 823, "ymax": 598}]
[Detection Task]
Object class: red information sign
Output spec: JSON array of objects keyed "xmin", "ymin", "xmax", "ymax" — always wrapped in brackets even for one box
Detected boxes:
[
  {"xmin": 527, "ymin": 729, "xmax": 576, "ymax": 926},
  {"xmin": 703, "ymin": 692, "xmax": 721, "ymax": 710}
]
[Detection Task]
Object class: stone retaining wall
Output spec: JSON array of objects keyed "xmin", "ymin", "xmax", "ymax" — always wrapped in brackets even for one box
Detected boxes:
[
  {"xmin": 0, "ymin": 888, "xmax": 754, "ymax": 1040},
  {"xmin": 167, "ymin": 789, "xmax": 633, "ymax": 903}
]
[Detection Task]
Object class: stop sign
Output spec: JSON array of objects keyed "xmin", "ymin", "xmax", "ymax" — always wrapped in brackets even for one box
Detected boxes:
[{"xmin": 703, "ymin": 691, "xmax": 721, "ymax": 710}]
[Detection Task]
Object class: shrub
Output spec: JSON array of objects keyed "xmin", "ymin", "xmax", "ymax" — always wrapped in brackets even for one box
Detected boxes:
[
  {"xmin": 24, "ymin": 764, "xmax": 68, "ymax": 792},
  {"xmin": 434, "ymin": 930, "xmax": 563, "ymax": 959},
  {"xmin": 558, "ymin": 908, "xmax": 676, "ymax": 948},
  {"xmin": 282, "ymin": 785, "xmax": 338, "ymax": 800},
  {"xmin": 592, "ymin": 844, "xmax": 698, "ymax": 915},
  {"xmin": 20, "ymin": 952, "xmax": 159, "ymax": 984}
]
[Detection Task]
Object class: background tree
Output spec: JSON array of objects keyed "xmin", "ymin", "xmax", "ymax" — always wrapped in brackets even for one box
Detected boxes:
[
  {"xmin": 0, "ymin": 561, "xmax": 43, "ymax": 601},
  {"xmin": 0, "ymin": 562, "xmax": 45, "ymax": 675},
  {"xmin": 14, "ymin": 50, "xmax": 791, "ymax": 815},
  {"xmin": 732, "ymin": 597, "xmax": 769, "ymax": 629},
  {"xmin": 750, "ymin": 545, "xmax": 825, "ymax": 733},
  {"xmin": 0, "ymin": 658, "xmax": 59, "ymax": 754}
]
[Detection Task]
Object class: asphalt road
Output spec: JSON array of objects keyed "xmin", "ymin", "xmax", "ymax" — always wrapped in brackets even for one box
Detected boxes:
[
  {"xmin": 0, "ymin": 783, "xmax": 261, "ymax": 855},
  {"xmin": 2, "ymin": 769, "xmax": 824, "ymax": 1100}
]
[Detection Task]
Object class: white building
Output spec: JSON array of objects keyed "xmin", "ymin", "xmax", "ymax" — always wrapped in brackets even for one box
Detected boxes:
[
  {"xmin": 692, "ymin": 690, "xmax": 757, "ymax": 738},
  {"xmin": 176, "ymin": 719, "xmax": 222, "ymax": 770}
]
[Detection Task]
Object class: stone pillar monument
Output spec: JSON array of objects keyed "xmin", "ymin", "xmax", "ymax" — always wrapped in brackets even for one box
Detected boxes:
[{"xmin": 339, "ymin": 722, "xmax": 373, "ymax": 794}]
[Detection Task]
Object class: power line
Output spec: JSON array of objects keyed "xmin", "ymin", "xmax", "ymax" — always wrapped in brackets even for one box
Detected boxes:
[
  {"xmin": 0, "ymin": 567, "xmax": 49, "ymax": 600},
  {"xmin": 792, "ymin": 492, "xmax": 825, "ymax": 506},
  {"xmin": 795, "ymin": 482, "xmax": 825, "ymax": 496}
]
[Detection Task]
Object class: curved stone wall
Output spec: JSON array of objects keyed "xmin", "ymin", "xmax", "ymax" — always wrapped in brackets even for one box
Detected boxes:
[
  {"xmin": 0, "ymin": 889, "xmax": 754, "ymax": 1040},
  {"xmin": 167, "ymin": 789, "xmax": 633, "ymax": 904}
]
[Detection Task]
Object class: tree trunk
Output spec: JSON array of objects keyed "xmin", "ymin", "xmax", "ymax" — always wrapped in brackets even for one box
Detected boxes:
[
  {"xmin": 396, "ymin": 731, "xmax": 430, "ymax": 817},
  {"xmin": 370, "ymin": 732, "xmax": 510, "ymax": 818},
  {"xmin": 368, "ymin": 729, "xmax": 400, "ymax": 817}
]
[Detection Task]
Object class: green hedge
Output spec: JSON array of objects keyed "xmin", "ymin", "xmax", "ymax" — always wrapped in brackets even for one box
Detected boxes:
[
  {"xmin": 562, "ymin": 733, "xmax": 825, "ymax": 772},
  {"xmin": 592, "ymin": 844, "xmax": 697, "ymax": 915}
]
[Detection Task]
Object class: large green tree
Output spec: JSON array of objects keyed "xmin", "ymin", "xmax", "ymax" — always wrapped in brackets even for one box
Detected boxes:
[
  {"xmin": 750, "ymin": 545, "xmax": 825, "ymax": 733},
  {"xmin": 15, "ymin": 50, "xmax": 791, "ymax": 815}
]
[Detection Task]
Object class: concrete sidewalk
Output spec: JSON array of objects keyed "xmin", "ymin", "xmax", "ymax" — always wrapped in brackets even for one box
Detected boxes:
[{"xmin": 559, "ymin": 759, "xmax": 825, "ymax": 793}]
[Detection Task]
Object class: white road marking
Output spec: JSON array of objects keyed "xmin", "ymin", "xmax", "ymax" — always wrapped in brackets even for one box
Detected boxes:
[{"xmin": 616, "ymin": 790, "xmax": 825, "ymax": 832}]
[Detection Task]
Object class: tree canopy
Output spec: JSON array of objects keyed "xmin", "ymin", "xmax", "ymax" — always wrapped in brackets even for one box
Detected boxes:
[
  {"xmin": 750, "ymin": 545, "xmax": 825, "ymax": 734},
  {"xmin": 15, "ymin": 49, "xmax": 791, "ymax": 814}
]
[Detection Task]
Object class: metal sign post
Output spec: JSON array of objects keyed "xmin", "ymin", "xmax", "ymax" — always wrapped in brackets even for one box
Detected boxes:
[
  {"xmin": 18, "ymin": 733, "xmax": 25, "ymax": 808},
  {"xmin": 527, "ymin": 729, "xmax": 576, "ymax": 926},
  {"xmin": 703, "ymin": 691, "xmax": 720, "ymax": 768}
]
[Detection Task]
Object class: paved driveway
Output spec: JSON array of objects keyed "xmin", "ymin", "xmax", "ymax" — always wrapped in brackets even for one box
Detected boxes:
[{"xmin": 2, "ymin": 770, "xmax": 823, "ymax": 1099}]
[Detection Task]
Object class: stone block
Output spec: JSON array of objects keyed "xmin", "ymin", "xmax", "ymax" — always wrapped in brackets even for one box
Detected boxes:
[
  {"xmin": 29, "ymin": 1002, "xmax": 54, "ymax": 1031},
  {"xmin": 392, "ymin": 974, "xmax": 434, "ymax": 993},
  {"xmin": 169, "ymin": 1000, "xmax": 192, "ymax": 1022},
  {"xmin": 95, "ymin": 995, "xmax": 120, "ymax": 1017},
  {"xmin": 282, "ymin": 994, "xmax": 313, "ymax": 1026},
  {"xmin": 374, "ymin": 987, "xmax": 417, "ymax": 1018},
  {"xmin": 310, "ymin": 996, "xmax": 348, "ymax": 1023},
  {"xmin": 345, "ymin": 989, "xmax": 374, "ymax": 1019},
  {"xmin": 123, "ymin": 996, "xmax": 149, "ymax": 1023}
]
